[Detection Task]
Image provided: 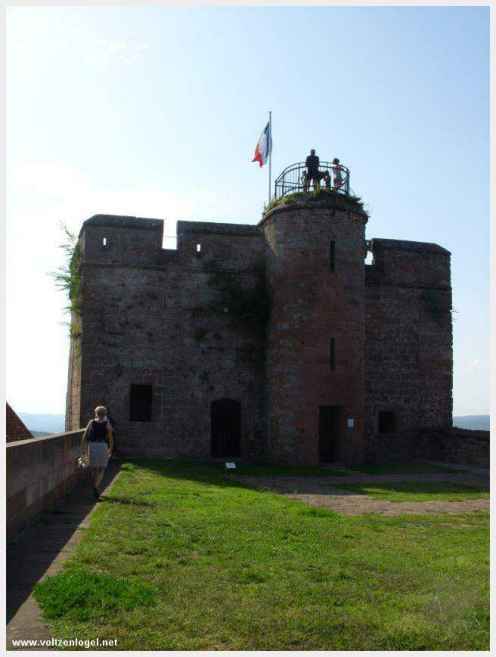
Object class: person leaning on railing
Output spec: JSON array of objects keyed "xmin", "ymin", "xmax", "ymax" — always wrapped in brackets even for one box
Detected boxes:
[
  {"xmin": 332, "ymin": 158, "xmax": 344, "ymax": 189},
  {"xmin": 81, "ymin": 405, "xmax": 114, "ymax": 500}
]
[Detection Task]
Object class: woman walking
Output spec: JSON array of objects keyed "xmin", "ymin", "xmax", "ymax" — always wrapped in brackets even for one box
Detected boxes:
[{"xmin": 81, "ymin": 405, "xmax": 114, "ymax": 500}]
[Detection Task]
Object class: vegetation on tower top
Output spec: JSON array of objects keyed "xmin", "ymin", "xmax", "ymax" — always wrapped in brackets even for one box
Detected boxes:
[{"xmin": 264, "ymin": 188, "xmax": 367, "ymax": 216}]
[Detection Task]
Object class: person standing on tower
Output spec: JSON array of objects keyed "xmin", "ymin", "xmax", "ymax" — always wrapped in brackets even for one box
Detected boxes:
[{"xmin": 304, "ymin": 149, "xmax": 320, "ymax": 192}]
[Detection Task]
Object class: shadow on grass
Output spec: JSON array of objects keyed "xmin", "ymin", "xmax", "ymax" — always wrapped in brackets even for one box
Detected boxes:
[
  {"xmin": 121, "ymin": 458, "xmax": 255, "ymax": 494},
  {"xmin": 124, "ymin": 457, "xmax": 350, "ymax": 482},
  {"xmin": 349, "ymin": 462, "xmax": 467, "ymax": 475},
  {"xmin": 331, "ymin": 480, "xmax": 489, "ymax": 500},
  {"xmin": 7, "ymin": 461, "xmax": 121, "ymax": 624},
  {"xmin": 123, "ymin": 459, "xmax": 489, "ymax": 502}
]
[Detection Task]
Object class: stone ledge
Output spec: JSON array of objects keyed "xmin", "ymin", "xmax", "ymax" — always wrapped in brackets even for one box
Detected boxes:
[
  {"xmin": 6, "ymin": 429, "xmax": 84, "ymax": 449},
  {"xmin": 177, "ymin": 221, "xmax": 262, "ymax": 237},
  {"xmin": 81, "ymin": 214, "xmax": 163, "ymax": 233},
  {"xmin": 370, "ymin": 238, "xmax": 451, "ymax": 256}
]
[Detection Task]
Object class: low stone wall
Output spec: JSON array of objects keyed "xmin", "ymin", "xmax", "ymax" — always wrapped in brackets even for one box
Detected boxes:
[
  {"xmin": 366, "ymin": 427, "xmax": 489, "ymax": 467},
  {"xmin": 7, "ymin": 430, "xmax": 85, "ymax": 540}
]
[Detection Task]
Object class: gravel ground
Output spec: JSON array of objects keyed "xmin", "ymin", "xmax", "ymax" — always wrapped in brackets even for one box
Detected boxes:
[{"xmin": 234, "ymin": 471, "xmax": 489, "ymax": 516}]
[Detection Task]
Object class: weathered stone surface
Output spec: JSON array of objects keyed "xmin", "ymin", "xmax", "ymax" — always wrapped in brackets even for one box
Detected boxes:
[
  {"xmin": 6, "ymin": 431, "xmax": 85, "ymax": 540},
  {"xmin": 366, "ymin": 428, "xmax": 488, "ymax": 466},
  {"xmin": 262, "ymin": 204, "xmax": 367, "ymax": 465},
  {"xmin": 66, "ymin": 209, "xmax": 453, "ymax": 467},
  {"xmin": 365, "ymin": 239, "xmax": 453, "ymax": 446}
]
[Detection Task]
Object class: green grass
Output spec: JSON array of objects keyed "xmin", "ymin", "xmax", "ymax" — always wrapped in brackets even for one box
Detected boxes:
[
  {"xmin": 34, "ymin": 569, "xmax": 157, "ymax": 622},
  {"xmin": 349, "ymin": 462, "xmax": 466, "ymax": 475},
  {"xmin": 332, "ymin": 481, "xmax": 489, "ymax": 502},
  {"xmin": 36, "ymin": 460, "xmax": 489, "ymax": 650}
]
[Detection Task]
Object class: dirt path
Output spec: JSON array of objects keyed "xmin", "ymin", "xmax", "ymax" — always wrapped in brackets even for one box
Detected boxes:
[
  {"xmin": 234, "ymin": 472, "xmax": 489, "ymax": 516},
  {"xmin": 284, "ymin": 493, "xmax": 489, "ymax": 516}
]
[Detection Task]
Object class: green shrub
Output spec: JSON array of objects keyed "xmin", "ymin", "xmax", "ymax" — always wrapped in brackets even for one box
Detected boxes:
[{"xmin": 52, "ymin": 224, "xmax": 82, "ymax": 316}]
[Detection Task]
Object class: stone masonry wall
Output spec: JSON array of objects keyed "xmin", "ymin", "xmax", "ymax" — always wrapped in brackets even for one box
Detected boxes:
[
  {"xmin": 366, "ymin": 428, "xmax": 489, "ymax": 467},
  {"xmin": 67, "ymin": 211, "xmax": 454, "ymax": 466},
  {"xmin": 7, "ymin": 430, "xmax": 85, "ymax": 539},
  {"xmin": 75, "ymin": 216, "xmax": 266, "ymax": 460},
  {"xmin": 65, "ymin": 312, "xmax": 82, "ymax": 432},
  {"xmin": 365, "ymin": 239, "xmax": 452, "ymax": 449},
  {"xmin": 261, "ymin": 197, "xmax": 368, "ymax": 466}
]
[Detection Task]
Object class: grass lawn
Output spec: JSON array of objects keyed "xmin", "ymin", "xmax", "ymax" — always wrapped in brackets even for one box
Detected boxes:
[
  {"xmin": 34, "ymin": 460, "xmax": 489, "ymax": 650},
  {"xmin": 332, "ymin": 481, "xmax": 489, "ymax": 502}
]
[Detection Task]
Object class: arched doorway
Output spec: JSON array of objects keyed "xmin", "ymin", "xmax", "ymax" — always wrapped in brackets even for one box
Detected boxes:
[{"xmin": 211, "ymin": 399, "xmax": 241, "ymax": 458}]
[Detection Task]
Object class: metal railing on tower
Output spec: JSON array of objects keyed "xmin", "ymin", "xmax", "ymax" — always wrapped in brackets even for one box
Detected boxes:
[{"xmin": 274, "ymin": 161, "xmax": 351, "ymax": 200}]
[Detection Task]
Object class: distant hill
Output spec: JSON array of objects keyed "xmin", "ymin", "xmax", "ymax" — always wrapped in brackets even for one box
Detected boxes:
[
  {"xmin": 453, "ymin": 415, "xmax": 490, "ymax": 431},
  {"xmin": 19, "ymin": 413, "xmax": 65, "ymax": 434},
  {"xmin": 17, "ymin": 412, "xmax": 490, "ymax": 434}
]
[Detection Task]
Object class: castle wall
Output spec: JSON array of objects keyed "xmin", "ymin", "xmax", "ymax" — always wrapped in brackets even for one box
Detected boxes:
[
  {"xmin": 65, "ymin": 318, "xmax": 82, "ymax": 432},
  {"xmin": 365, "ymin": 239, "xmax": 452, "ymax": 448},
  {"xmin": 67, "ymin": 210, "xmax": 454, "ymax": 466},
  {"xmin": 365, "ymin": 428, "xmax": 488, "ymax": 466},
  {"xmin": 73, "ymin": 215, "xmax": 266, "ymax": 460}
]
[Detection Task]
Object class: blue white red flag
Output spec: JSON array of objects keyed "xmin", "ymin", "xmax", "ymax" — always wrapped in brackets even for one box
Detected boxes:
[{"xmin": 252, "ymin": 121, "xmax": 272, "ymax": 167}]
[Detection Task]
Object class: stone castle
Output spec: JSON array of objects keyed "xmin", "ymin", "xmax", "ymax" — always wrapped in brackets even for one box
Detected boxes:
[{"xmin": 66, "ymin": 180, "xmax": 453, "ymax": 466}]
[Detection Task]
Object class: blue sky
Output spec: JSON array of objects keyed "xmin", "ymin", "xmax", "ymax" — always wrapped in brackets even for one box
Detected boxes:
[{"xmin": 7, "ymin": 5, "xmax": 489, "ymax": 415}]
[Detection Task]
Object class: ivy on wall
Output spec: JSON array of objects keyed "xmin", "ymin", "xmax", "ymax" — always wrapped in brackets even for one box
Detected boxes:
[{"xmin": 206, "ymin": 265, "xmax": 270, "ymax": 341}]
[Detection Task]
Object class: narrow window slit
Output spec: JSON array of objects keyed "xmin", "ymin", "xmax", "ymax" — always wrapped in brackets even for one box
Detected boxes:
[
  {"xmin": 329, "ymin": 337, "xmax": 336, "ymax": 370},
  {"xmin": 329, "ymin": 240, "xmax": 335, "ymax": 272}
]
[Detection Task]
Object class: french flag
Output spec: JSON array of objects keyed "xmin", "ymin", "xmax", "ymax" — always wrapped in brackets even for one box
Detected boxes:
[{"xmin": 252, "ymin": 121, "xmax": 272, "ymax": 167}]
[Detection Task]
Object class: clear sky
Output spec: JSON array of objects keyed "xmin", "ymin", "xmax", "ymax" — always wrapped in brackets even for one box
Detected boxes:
[{"xmin": 6, "ymin": 5, "xmax": 489, "ymax": 416}]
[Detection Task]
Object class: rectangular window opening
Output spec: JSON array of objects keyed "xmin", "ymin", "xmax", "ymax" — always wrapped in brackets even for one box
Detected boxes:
[
  {"xmin": 329, "ymin": 337, "xmax": 336, "ymax": 371},
  {"xmin": 196, "ymin": 243, "xmax": 202, "ymax": 256},
  {"xmin": 329, "ymin": 240, "xmax": 335, "ymax": 272},
  {"xmin": 102, "ymin": 236, "xmax": 109, "ymax": 248},
  {"xmin": 378, "ymin": 411, "xmax": 396, "ymax": 434},
  {"xmin": 130, "ymin": 384, "xmax": 153, "ymax": 422}
]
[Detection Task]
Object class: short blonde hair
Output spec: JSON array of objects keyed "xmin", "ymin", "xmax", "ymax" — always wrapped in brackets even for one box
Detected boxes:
[{"xmin": 94, "ymin": 405, "xmax": 107, "ymax": 419}]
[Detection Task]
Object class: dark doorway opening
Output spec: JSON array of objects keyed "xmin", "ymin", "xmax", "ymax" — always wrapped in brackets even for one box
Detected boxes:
[
  {"xmin": 129, "ymin": 384, "xmax": 153, "ymax": 422},
  {"xmin": 211, "ymin": 399, "xmax": 241, "ymax": 458},
  {"xmin": 378, "ymin": 410, "xmax": 396, "ymax": 434},
  {"xmin": 319, "ymin": 405, "xmax": 344, "ymax": 462}
]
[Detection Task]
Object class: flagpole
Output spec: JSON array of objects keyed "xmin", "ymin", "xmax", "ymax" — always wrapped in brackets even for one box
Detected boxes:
[{"xmin": 268, "ymin": 110, "xmax": 272, "ymax": 204}]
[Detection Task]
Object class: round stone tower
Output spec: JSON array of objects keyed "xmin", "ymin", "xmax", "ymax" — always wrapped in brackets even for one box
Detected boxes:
[{"xmin": 260, "ymin": 192, "xmax": 368, "ymax": 466}]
